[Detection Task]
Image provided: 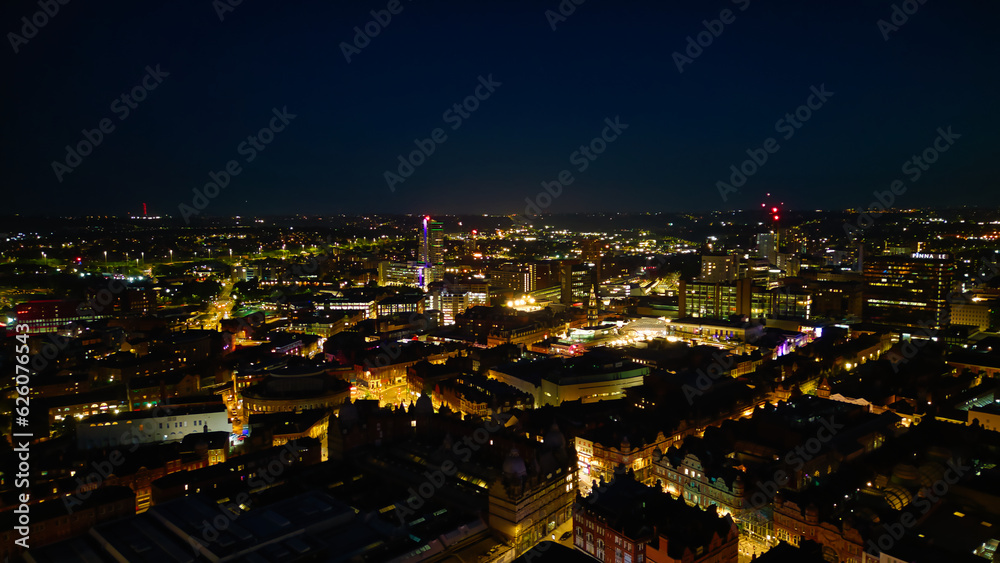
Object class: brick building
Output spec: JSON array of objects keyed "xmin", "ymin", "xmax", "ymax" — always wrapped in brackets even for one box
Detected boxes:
[{"xmin": 574, "ymin": 468, "xmax": 738, "ymax": 563}]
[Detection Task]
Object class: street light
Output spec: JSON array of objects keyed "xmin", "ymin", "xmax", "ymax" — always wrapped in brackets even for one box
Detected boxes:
[
  {"xmin": 169, "ymin": 249, "xmax": 173, "ymax": 262},
  {"xmin": 104, "ymin": 251, "xmax": 108, "ymax": 269}
]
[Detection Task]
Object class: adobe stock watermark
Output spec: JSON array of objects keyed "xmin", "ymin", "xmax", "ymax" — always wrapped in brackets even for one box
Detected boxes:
[
  {"xmin": 519, "ymin": 539, "xmax": 558, "ymax": 561},
  {"xmin": 717, "ymin": 84, "xmax": 833, "ymax": 202},
  {"xmin": 583, "ymin": 463, "xmax": 629, "ymax": 505},
  {"xmin": 228, "ymin": 235, "xmax": 337, "ymax": 338},
  {"xmin": 511, "ymin": 116, "xmax": 628, "ymax": 227},
  {"xmin": 393, "ymin": 418, "xmax": 503, "ymax": 523},
  {"xmin": 21, "ymin": 277, "xmax": 131, "ymax": 373},
  {"xmin": 383, "ymin": 74, "xmax": 501, "ymax": 192},
  {"xmin": 7, "ymin": 0, "xmax": 71, "ymax": 54},
  {"xmin": 340, "ymin": 0, "xmax": 411, "ymax": 63},
  {"xmin": 682, "ymin": 350, "xmax": 735, "ymax": 404},
  {"xmin": 62, "ymin": 404, "xmax": 178, "ymax": 514},
  {"xmin": 671, "ymin": 0, "xmax": 751, "ymax": 73},
  {"xmin": 680, "ymin": 314, "xmax": 794, "ymax": 403},
  {"xmin": 865, "ymin": 457, "xmax": 970, "ymax": 556},
  {"xmin": 212, "ymin": 0, "xmax": 244, "ymax": 22},
  {"xmin": 188, "ymin": 491, "xmax": 251, "ymax": 552},
  {"xmin": 885, "ymin": 255, "xmax": 998, "ymax": 372},
  {"xmin": 748, "ymin": 416, "xmax": 845, "ymax": 509},
  {"xmin": 842, "ymin": 126, "xmax": 959, "ymax": 239},
  {"xmin": 51, "ymin": 65, "xmax": 170, "ymax": 183},
  {"xmin": 190, "ymin": 442, "xmax": 306, "ymax": 554},
  {"xmin": 544, "ymin": 0, "xmax": 586, "ymax": 31},
  {"xmin": 361, "ymin": 321, "xmax": 426, "ymax": 371},
  {"xmin": 178, "ymin": 106, "xmax": 296, "ymax": 223},
  {"xmin": 877, "ymin": 0, "xmax": 928, "ymax": 41}
]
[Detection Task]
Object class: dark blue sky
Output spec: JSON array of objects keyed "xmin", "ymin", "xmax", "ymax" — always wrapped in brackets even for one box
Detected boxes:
[{"xmin": 3, "ymin": 0, "xmax": 998, "ymax": 217}]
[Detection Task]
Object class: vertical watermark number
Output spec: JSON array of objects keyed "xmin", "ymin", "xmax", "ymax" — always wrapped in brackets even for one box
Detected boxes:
[{"xmin": 14, "ymin": 323, "xmax": 33, "ymax": 549}]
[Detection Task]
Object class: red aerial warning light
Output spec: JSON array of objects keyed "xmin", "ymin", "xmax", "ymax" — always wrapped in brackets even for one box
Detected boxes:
[
  {"xmin": 424, "ymin": 216, "xmax": 431, "ymax": 221},
  {"xmin": 773, "ymin": 215, "xmax": 780, "ymax": 221},
  {"xmin": 771, "ymin": 207, "xmax": 778, "ymax": 213}
]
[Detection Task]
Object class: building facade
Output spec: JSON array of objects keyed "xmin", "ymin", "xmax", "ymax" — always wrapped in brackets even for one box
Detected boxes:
[
  {"xmin": 489, "ymin": 450, "xmax": 577, "ymax": 556},
  {"xmin": 864, "ymin": 253, "xmax": 955, "ymax": 329},
  {"xmin": 574, "ymin": 470, "xmax": 739, "ymax": 563}
]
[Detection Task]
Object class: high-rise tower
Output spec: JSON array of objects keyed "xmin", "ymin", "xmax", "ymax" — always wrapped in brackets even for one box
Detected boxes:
[
  {"xmin": 419, "ymin": 216, "xmax": 444, "ymax": 288},
  {"xmin": 863, "ymin": 252, "xmax": 955, "ymax": 330}
]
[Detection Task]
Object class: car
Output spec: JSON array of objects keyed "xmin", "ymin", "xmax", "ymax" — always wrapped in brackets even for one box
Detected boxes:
[{"xmin": 560, "ymin": 531, "xmax": 572, "ymax": 541}]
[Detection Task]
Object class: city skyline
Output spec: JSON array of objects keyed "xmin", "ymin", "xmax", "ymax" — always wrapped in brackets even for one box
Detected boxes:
[
  {"xmin": 5, "ymin": 1, "xmax": 1000, "ymax": 562},
  {"xmin": 4, "ymin": 208, "xmax": 1000, "ymax": 563}
]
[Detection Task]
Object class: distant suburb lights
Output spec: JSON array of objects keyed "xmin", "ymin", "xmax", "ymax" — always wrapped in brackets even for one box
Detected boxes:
[{"xmin": 176, "ymin": 107, "xmax": 297, "ymax": 223}]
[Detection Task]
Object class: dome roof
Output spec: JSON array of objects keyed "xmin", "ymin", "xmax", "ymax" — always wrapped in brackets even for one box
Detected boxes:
[
  {"xmin": 882, "ymin": 483, "xmax": 913, "ymax": 510},
  {"xmin": 414, "ymin": 394, "xmax": 433, "ymax": 415},
  {"xmin": 544, "ymin": 424, "xmax": 566, "ymax": 450},
  {"xmin": 917, "ymin": 462, "xmax": 946, "ymax": 488},
  {"xmin": 503, "ymin": 448, "xmax": 528, "ymax": 478},
  {"xmin": 338, "ymin": 400, "xmax": 359, "ymax": 425},
  {"xmin": 892, "ymin": 463, "xmax": 920, "ymax": 484}
]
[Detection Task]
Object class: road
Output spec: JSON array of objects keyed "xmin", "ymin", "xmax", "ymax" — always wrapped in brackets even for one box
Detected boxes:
[
  {"xmin": 739, "ymin": 536, "xmax": 774, "ymax": 562},
  {"xmin": 199, "ymin": 277, "xmax": 236, "ymax": 330}
]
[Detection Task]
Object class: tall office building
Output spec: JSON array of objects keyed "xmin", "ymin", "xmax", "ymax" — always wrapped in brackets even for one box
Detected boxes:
[
  {"xmin": 679, "ymin": 278, "xmax": 751, "ymax": 319},
  {"xmin": 700, "ymin": 254, "xmax": 739, "ymax": 282},
  {"xmin": 463, "ymin": 230, "xmax": 478, "ymax": 256},
  {"xmin": 427, "ymin": 287, "xmax": 470, "ymax": 326},
  {"xmin": 419, "ymin": 216, "xmax": 444, "ymax": 288},
  {"xmin": 490, "ymin": 263, "xmax": 537, "ymax": 293},
  {"xmin": 560, "ymin": 262, "xmax": 596, "ymax": 305},
  {"xmin": 378, "ymin": 261, "xmax": 424, "ymax": 287},
  {"xmin": 863, "ymin": 252, "xmax": 955, "ymax": 330},
  {"xmin": 587, "ymin": 279, "xmax": 599, "ymax": 325},
  {"xmin": 757, "ymin": 232, "xmax": 779, "ymax": 265}
]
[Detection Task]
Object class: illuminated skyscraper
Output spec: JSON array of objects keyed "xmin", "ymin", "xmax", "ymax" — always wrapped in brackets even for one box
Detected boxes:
[
  {"xmin": 419, "ymin": 216, "xmax": 444, "ymax": 288},
  {"xmin": 863, "ymin": 252, "xmax": 955, "ymax": 330},
  {"xmin": 757, "ymin": 199, "xmax": 782, "ymax": 265},
  {"xmin": 700, "ymin": 254, "xmax": 739, "ymax": 282},
  {"xmin": 490, "ymin": 263, "xmax": 536, "ymax": 293},
  {"xmin": 757, "ymin": 232, "xmax": 779, "ymax": 266}
]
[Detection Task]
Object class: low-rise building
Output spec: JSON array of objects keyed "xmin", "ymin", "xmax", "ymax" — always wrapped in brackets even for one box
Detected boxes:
[
  {"xmin": 376, "ymin": 293, "xmax": 424, "ymax": 317},
  {"xmin": 438, "ymin": 373, "xmax": 534, "ymax": 418},
  {"xmin": 489, "ymin": 445, "xmax": 577, "ymax": 557},
  {"xmin": 574, "ymin": 468, "xmax": 739, "ymax": 563},
  {"xmin": 76, "ymin": 404, "xmax": 229, "ymax": 450},
  {"xmin": 489, "ymin": 348, "xmax": 649, "ymax": 407},
  {"xmin": 3, "ymin": 486, "xmax": 135, "ymax": 562},
  {"xmin": 126, "ymin": 372, "xmax": 200, "ymax": 408},
  {"xmin": 240, "ymin": 375, "xmax": 351, "ymax": 417}
]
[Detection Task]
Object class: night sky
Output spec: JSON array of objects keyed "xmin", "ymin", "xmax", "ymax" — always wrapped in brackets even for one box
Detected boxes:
[{"xmin": 3, "ymin": 0, "xmax": 998, "ymax": 217}]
